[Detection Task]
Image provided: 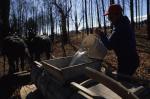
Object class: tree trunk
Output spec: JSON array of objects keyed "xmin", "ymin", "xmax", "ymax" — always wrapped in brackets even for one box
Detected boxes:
[
  {"xmin": 82, "ymin": 0, "xmax": 85, "ymax": 38},
  {"xmin": 138, "ymin": 0, "xmax": 141, "ymax": 29},
  {"xmin": 147, "ymin": 0, "xmax": 150, "ymax": 39},
  {"xmin": 117, "ymin": 0, "xmax": 120, "ymax": 4},
  {"xmin": 141, "ymin": 0, "xmax": 144, "ymax": 27},
  {"xmin": 90, "ymin": 0, "xmax": 93, "ymax": 34},
  {"xmin": 135, "ymin": 0, "xmax": 138, "ymax": 28},
  {"xmin": 0, "ymin": 0, "xmax": 10, "ymax": 53},
  {"xmin": 74, "ymin": 6, "xmax": 79, "ymax": 34},
  {"xmin": 53, "ymin": 0, "xmax": 71, "ymax": 44},
  {"xmin": 0, "ymin": 0, "xmax": 10, "ymax": 37},
  {"xmin": 101, "ymin": 0, "xmax": 107, "ymax": 34},
  {"xmin": 84, "ymin": 0, "xmax": 89, "ymax": 34},
  {"xmin": 130, "ymin": 0, "xmax": 135, "ymax": 30},
  {"xmin": 110, "ymin": 0, "xmax": 115, "ymax": 4},
  {"xmin": 66, "ymin": 1, "xmax": 70, "ymax": 41},
  {"xmin": 122, "ymin": 0, "xmax": 125, "ymax": 14},
  {"xmin": 61, "ymin": 14, "xmax": 68, "ymax": 44},
  {"xmin": 50, "ymin": 5, "xmax": 54, "ymax": 43},
  {"xmin": 96, "ymin": 0, "xmax": 101, "ymax": 29}
]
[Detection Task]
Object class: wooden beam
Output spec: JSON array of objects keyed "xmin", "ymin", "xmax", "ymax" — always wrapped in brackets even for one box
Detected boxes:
[
  {"xmin": 71, "ymin": 82, "xmax": 105, "ymax": 99},
  {"xmin": 85, "ymin": 67, "xmax": 139, "ymax": 99}
]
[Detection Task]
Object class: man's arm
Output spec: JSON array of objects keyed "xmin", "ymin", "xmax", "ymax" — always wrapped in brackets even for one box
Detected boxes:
[{"xmin": 100, "ymin": 33, "xmax": 113, "ymax": 50}]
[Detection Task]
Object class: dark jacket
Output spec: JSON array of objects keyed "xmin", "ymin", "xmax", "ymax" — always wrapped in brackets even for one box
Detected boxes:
[{"xmin": 101, "ymin": 16, "xmax": 139, "ymax": 75}]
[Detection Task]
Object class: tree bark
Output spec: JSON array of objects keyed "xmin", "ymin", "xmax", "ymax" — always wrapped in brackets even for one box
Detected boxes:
[
  {"xmin": 138, "ymin": 0, "xmax": 141, "ymax": 29},
  {"xmin": 61, "ymin": 15, "xmax": 68, "ymax": 44},
  {"xmin": 135, "ymin": 0, "xmax": 138, "ymax": 28},
  {"xmin": 53, "ymin": 0, "xmax": 71, "ymax": 44},
  {"xmin": 74, "ymin": 3, "xmax": 79, "ymax": 34},
  {"xmin": 101, "ymin": 0, "xmax": 107, "ymax": 34},
  {"xmin": 110, "ymin": 0, "xmax": 115, "ymax": 4},
  {"xmin": 130, "ymin": 0, "xmax": 135, "ymax": 30},
  {"xmin": 49, "ymin": 5, "xmax": 54, "ymax": 43},
  {"xmin": 84, "ymin": 0, "xmax": 89, "ymax": 34},
  {"xmin": 90, "ymin": 0, "xmax": 93, "ymax": 33},
  {"xmin": 122, "ymin": 0, "xmax": 125, "ymax": 14},
  {"xmin": 0, "ymin": 0, "xmax": 10, "ymax": 52},
  {"xmin": 147, "ymin": 0, "xmax": 150, "ymax": 39},
  {"xmin": 96, "ymin": 0, "xmax": 101, "ymax": 29},
  {"xmin": 0, "ymin": 0, "xmax": 10, "ymax": 38}
]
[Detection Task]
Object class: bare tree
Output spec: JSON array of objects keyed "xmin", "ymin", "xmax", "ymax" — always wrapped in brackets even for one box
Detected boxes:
[
  {"xmin": 101, "ymin": 0, "xmax": 107, "ymax": 33},
  {"xmin": 84, "ymin": 0, "xmax": 89, "ymax": 34},
  {"xmin": 110, "ymin": 0, "xmax": 115, "ymax": 4},
  {"xmin": 66, "ymin": 0, "xmax": 71, "ymax": 38},
  {"xmin": 0, "ymin": 0, "xmax": 10, "ymax": 37},
  {"xmin": 52, "ymin": 0, "xmax": 72, "ymax": 44},
  {"xmin": 130, "ymin": 0, "xmax": 135, "ymax": 30},
  {"xmin": 117, "ymin": 0, "xmax": 120, "ymax": 4},
  {"xmin": 52, "ymin": 0, "xmax": 78, "ymax": 56},
  {"xmin": 121, "ymin": 0, "xmax": 125, "ymax": 14},
  {"xmin": 135, "ymin": 0, "xmax": 138, "ymax": 28},
  {"xmin": 140, "ymin": 0, "xmax": 144, "ymax": 27},
  {"xmin": 49, "ymin": 5, "xmax": 55, "ymax": 42},
  {"xmin": 137, "ymin": 0, "xmax": 140, "ymax": 29},
  {"xmin": 43, "ymin": 0, "xmax": 55, "ymax": 42},
  {"xmin": 147, "ymin": 0, "xmax": 150, "ymax": 39},
  {"xmin": 74, "ymin": 2, "xmax": 79, "ymax": 34},
  {"xmin": 95, "ymin": 0, "xmax": 101, "ymax": 29},
  {"xmin": 0, "ymin": 0, "xmax": 10, "ymax": 54},
  {"xmin": 82, "ymin": 0, "xmax": 85, "ymax": 38},
  {"xmin": 90, "ymin": 0, "xmax": 94, "ymax": 33},
  {"xmin": 134, "ymin": 0, "xmax": 141, "ymax": 29},
  {"xmin": 71, "ymin": 0, "xmax": 83, "ymax": 35}
]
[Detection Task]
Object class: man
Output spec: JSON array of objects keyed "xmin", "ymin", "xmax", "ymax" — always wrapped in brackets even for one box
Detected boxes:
[{"xmin": 96, "ymin": 4, "xmax": 139, "ymax": 76}]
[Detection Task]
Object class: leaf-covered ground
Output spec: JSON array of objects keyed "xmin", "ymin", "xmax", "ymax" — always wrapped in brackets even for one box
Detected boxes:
[{"xmin": 52, "ymin": 28, "xmax": 150, "ymax": 80}]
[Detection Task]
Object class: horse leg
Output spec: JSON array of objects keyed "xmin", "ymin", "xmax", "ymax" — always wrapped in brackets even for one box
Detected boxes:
[
  {"xmin": 15, "ymin": 58, "xmax": 19, "ymax": 72},
  {"xmin": 8, "ymin": 57, "xmax": 15, "ymax": 74},
  {"xmin": 20, "ymin": 56, "xmax": 25, "ymax": 71},
  {"xmin": 35, "ymin": 52, "xmax": 41, "ymax": 61},
  {"xmin": 45, "ymin": 51, "xmax": 50, "ymax": 59}
]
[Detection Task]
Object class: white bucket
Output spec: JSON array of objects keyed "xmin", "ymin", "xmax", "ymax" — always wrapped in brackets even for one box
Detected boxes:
[
  {"xmin": 81, "ymin": 34, "xmax": 107, "ymax": 60},
  {"xmin": 69, "ymin": 34, "xmax": 107, "ymax": 66}
]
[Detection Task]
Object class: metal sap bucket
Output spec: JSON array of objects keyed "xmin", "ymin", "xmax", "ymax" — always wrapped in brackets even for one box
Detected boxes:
[{"xmin": 81, "ymin": 34, "xmax": 107, "ymax": 60}]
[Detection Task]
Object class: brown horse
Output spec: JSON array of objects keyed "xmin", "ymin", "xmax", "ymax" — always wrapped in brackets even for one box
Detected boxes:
[
  {"xmin": 2, "ymin": 35, "xmax": 30, "ymax": 74},
  {"xmin": 26, "ymin": 35, "xmax": 52, "ymax": 61}
]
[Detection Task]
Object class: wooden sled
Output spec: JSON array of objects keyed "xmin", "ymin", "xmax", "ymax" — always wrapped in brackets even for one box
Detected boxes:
[{"xmin": 71, "ymin": 67, "xmax": 149, "ymax": 99}]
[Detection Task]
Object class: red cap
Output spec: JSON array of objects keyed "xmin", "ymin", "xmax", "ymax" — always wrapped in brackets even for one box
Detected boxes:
[{"xmin": 104, "ymin": 4, "xmax": 122, "ymax": 16}]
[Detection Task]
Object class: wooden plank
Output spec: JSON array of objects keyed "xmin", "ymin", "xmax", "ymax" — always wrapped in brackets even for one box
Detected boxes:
[
  {"xmin": 88, "ymin": 83, "xmax": 121, "ymax": 99},
  {"xmin": 85, "ymin": 67, "xmax": 139, "ymax": 99},
  {"xmin": 78, "ymin": 91, "xmax": 93, "ymax": 99},
  {"xmin": 71, "ymin": 82, "xmax": 122, "ymax": 99},
  {"xmin": 71, "ymin": 82, "xmax": 97, "ymax": 97}
]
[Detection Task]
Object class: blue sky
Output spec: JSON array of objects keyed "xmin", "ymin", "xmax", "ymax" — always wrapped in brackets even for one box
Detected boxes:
[
  {"xmin": 70, "ymin": 0, "xmax": 147, "ymax": 31},
  {"xmin": 47, "ymin": 0, "xmax": 148, "ymax": 34},
  {"xmin": 10, "ymin": 0, "xmax": 148, "ymax": 34}
]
